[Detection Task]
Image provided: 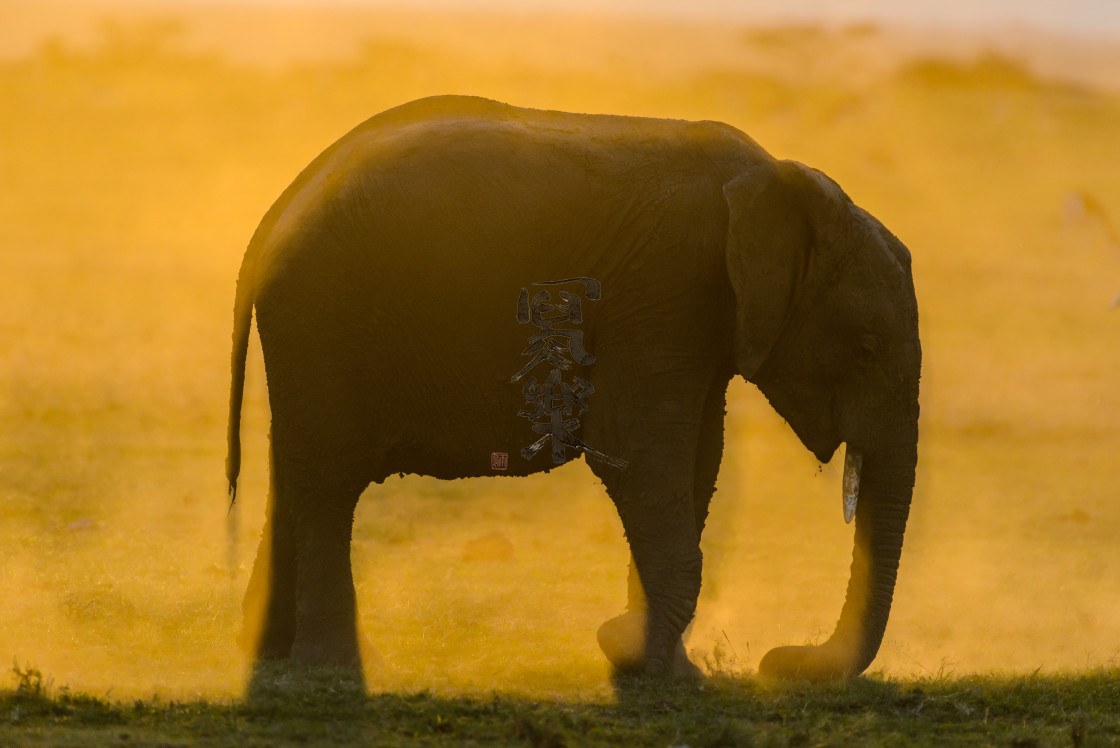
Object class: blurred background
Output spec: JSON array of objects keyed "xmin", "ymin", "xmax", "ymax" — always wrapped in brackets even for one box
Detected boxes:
[{"xmin": 1, "ymin": 0, "xmax": 1118, "ymax": 700}]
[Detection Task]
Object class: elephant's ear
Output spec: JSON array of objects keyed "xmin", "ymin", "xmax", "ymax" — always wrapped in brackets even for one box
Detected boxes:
[{"xmin": 723, "ymin": 159, "xmax": 823, "ymax": 381}]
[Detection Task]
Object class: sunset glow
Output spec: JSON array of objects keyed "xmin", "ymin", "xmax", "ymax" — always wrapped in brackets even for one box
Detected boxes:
[{"xmin": 2, "ymin": 0, "xmax": 1119, "ymax": 702}]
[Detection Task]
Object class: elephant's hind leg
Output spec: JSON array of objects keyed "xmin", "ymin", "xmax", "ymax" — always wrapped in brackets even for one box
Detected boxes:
[
  {"xmin": 287, "ymin": 471, "xmax": 367, "ymax": 673},
  {"xmin": 242, "ymin": 443, "xmax": 298, "ymax": 661}
]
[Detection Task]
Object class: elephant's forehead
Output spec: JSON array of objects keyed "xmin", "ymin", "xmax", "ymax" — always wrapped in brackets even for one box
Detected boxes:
[
  {"xmin": 818, "ymin": 227, "xmax": 917, "ymax": 330},
  {"xmin": 792, "ymin": 160, "xmax": 848, "ymax": 204},
  {"xmin": 842, "ymin": 206, "xmax": 912, "ymax": 286}
]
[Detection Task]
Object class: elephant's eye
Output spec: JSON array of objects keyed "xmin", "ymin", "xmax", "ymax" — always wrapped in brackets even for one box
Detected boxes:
[{"xmin": 856, "ymin": 335, "xmax": 880, "ymax": 364}]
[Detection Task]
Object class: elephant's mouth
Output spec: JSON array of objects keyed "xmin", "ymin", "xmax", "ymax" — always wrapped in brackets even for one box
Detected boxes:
[
  {"xmin": 842, "ymin": 444, "xmax": 862, "ymax": 524},
  {"xmin": 810, "ymin": 439, "xmax": 840, "ymax": 465}
]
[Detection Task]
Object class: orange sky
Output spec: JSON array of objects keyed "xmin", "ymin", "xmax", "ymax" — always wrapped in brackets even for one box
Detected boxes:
[{"xmin": 43, "ymin": 0, "xmax": 1120, "ymax": 39}]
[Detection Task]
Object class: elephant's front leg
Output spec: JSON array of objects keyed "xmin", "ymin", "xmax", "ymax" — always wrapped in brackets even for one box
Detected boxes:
[
  {"xmin": 593, "ymin": 454, "xmax": 704, "ymax": 676},
  {"xmin": 597, "ymin": 554, "xmax": 700, "ymax": 677},
  {"xmin": 595, "ymin": 381, "xmax": 726, "ymax": 678}
]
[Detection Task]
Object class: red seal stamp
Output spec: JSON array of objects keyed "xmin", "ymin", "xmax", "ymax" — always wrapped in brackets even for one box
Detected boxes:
[{"xmin": 490, "ymin": 452, "xmax": 508, "ymax": 470}]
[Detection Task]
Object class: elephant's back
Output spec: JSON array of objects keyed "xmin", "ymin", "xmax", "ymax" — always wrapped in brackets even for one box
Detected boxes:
[
  {"xmin": 247, "ymin": 96, "xmax": 765, "ymax": 270},
  {"xmin": 250, "ymin": 95, "xmax": 756, "ymax": 290}
]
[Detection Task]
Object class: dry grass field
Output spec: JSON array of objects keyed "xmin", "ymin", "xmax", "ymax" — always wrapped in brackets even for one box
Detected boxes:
[{"xmin": 1, "ymin": 1, "xmax": 1119, "ymax": 713}]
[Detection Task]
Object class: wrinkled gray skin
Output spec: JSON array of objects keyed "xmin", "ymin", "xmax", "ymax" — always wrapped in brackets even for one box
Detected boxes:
[{"xmin": 227, "ymin": 95, "xmax": 920, "ymax": 682}]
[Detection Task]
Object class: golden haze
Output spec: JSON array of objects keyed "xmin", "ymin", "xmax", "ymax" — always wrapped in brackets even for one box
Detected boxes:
[{"xmin": 1, "ymin": 1, "xmax": 1119, "ymax": 699}]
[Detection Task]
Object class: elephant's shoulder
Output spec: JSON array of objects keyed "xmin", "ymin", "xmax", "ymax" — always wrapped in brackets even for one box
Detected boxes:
[
  {"xmin": 682, "ymin": 119, "xmax": 767, "ymax": 154},
  {"xmin": 341, "ymin": 96, "xmax": 543, "ymax": 141},
  {"xmin": 676, "ymin": 119, "xmax": 773, "ymax": 177},
  {"xmin": 365, "ymin": 96, "xmax": 514, "ymax": 126}
]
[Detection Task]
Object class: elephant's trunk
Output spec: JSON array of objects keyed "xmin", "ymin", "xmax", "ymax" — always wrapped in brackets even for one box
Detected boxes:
[
  {"xmin": 759, "ymin": 406, "xmax": 918, "ymax": 680},
  {"xmin": 828, "ymin": 441, "xmax": 916, "ymax": 674}
]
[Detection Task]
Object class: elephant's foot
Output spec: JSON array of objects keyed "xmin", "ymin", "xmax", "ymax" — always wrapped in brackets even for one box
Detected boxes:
[
  {"xmin": 290, "ymin": 629, "xmax": 365, "ymax": 672},
  {"xmin": 240, "ymin": 624, "xmax": 296, "ymax": 661},
  {"xmin": 235, "ymin": 614, "xmax": 296, "ymax": 663},
  {"xmin": 596, "ymin": 611, "xmax": 701, "ymax": 679},
  {"xmin": 287, "ymin": 630, "xmax": 383, "ymax": 672},
  {"xmin": 757, "ymin": 643, "xmax": 856, "ymax": 681}
]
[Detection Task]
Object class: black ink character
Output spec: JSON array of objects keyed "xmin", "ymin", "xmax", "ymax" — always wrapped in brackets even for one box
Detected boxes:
[
  {"xmin": 512, "ymin": 278, "xmax": 627, "ymax": 469},
  {"xmin": 511, "ymin": 277, "xmax": 601, "ymax": 383},
  {"xmin": 518, "ymin": 370, "xmax": 627, "ymax": 468}
]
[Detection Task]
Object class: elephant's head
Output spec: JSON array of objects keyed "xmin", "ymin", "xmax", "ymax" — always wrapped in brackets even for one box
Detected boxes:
[{"xmin": 724, "ymin": 158, "xmax": 920, "ymax": 679}]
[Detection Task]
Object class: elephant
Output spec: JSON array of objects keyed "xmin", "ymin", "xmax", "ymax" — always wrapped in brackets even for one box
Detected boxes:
[{"xmin": 225, "ymin": 95, "xmax": 921, "ymax": 682}]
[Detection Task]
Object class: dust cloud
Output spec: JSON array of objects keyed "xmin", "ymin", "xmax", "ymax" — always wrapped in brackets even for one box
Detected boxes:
[{"xmin": 1, "ymin": 1, "xmax": 1119, "ymax": 700}]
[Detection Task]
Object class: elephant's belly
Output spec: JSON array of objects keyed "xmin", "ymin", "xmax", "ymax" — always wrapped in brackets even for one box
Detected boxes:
[{"xmin": 370, "ymin": 373, "xmax": 597, "ymax": 481}]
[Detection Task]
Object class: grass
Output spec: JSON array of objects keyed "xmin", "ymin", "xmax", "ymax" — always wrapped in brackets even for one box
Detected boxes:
[
  {"xmin": 2, "ymin": 3, "xmax": 1120, "ymax": 744},
  {"xmin": 3, "ymin": 662, "xmax": 1119, "ymax": 746}
]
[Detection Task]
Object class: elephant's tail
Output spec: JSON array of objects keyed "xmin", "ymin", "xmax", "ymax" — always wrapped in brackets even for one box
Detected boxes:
[{"xmin": 226, "ymin": 249, "xmax": 255, "ymax": 507}]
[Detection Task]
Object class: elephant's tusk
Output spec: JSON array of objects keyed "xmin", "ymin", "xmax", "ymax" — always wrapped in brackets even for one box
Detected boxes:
[{"xmin": 842, "ymin": 445, "xmax": 862, "ymax": 524}]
